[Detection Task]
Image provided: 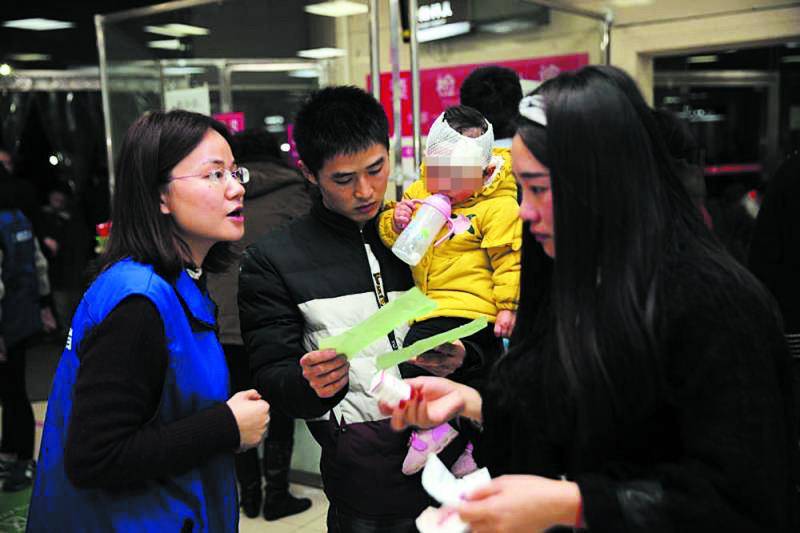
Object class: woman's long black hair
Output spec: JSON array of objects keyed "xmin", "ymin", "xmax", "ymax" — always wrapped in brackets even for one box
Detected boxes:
[
  {"xmin": 98, "ymin": 110, "xmax": 236, "ymax": 281},
  {"xmin": 491, "ymin": 65, "xmax": 771, "ymax": 447}
]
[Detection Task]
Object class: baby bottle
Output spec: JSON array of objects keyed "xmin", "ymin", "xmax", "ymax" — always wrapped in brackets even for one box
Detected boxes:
[{"xmin": 392, "ymin": 193, "xmax": 452, "ymax": 266}]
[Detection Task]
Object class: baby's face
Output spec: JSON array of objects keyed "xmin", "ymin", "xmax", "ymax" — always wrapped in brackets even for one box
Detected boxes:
[{"xmin": 426, "ymin": 157, "xmax": 484, "ymax": 203}]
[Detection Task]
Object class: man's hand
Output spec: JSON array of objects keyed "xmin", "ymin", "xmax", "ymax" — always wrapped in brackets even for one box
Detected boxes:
[
  {"xmin": 392, "ymin": 200, "xmax": 416, "ymax": 233},
  {"xmin": 494, "ymin": 310, "xmax": 516, "ymax": 338},
  {"xmin": 300, "ymin": 349, "xmax": 350, "ymax": 398},
  {"xmin": 41, "ymin": 307, "xmax": 57, "ymax": 333},
  {"xmin": 408, "ymin": 339, "xmax": 466, "ymax": 377},
  {"xmin": 43, "ymin": 237, "xmax": 59, "ymax": 256}
]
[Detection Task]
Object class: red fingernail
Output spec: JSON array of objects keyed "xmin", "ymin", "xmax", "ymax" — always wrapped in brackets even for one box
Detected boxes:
[
  {"xmin": 409, "ymin": 388, "xmax": 416, "ymax": 400},
  {"xmin": 399, "ymin": 400, "xmax": 407, "ymax": 409}
]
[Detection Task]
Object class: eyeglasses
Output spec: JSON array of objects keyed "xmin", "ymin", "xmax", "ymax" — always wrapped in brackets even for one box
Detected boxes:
[{"xmin": 170, "ymin": 167, "xmax": 250, "ymax": 185}]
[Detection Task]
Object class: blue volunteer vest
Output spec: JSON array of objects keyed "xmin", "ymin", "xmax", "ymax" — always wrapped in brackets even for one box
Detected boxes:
[
  {"xmin": 27, "ymin": 259, "xmax": 238, "ymax": 533},
  {"xmin": 0, "ymin": 209, "xmax": 41, "ymax": 347}
]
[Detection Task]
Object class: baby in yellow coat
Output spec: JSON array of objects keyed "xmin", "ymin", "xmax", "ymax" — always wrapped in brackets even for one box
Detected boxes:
[{"xmin": 379, "ymin": 105, "xmax": 521, "ymax": 476}]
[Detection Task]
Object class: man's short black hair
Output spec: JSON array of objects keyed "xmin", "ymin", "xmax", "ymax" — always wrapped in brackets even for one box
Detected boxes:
[
  {"xmin": 460, "ymin": 66, "xmax": 522, "ymax": 140},
  {"xmin": 293, "ymin": 86, "xmax": 390, "ymax": 176},
  {"xmin": 443, "ymin": 105, "xmax": 488, "ymax": 135}
]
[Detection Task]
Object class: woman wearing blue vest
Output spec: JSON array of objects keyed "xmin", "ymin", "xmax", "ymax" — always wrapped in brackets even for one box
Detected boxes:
[{"xmin": 27, "ymin": 110, "xmax": 270, "ymax": 532}]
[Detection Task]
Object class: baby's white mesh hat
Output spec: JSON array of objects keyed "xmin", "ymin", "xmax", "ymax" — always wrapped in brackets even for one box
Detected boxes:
[{"xmin": 424, "ymin": 110, "xmax": 494, "ymax": 168}]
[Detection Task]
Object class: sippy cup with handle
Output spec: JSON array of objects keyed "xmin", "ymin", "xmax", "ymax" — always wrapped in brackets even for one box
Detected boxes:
[{"xmin": 392, "ymin": 194, "xmax": 457, "ymax": 266}]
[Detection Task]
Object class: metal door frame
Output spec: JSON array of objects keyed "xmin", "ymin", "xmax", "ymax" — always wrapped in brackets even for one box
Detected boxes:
[{"xmin": 654, "ymin": 70, "xmax": 780, "ymax": 178}]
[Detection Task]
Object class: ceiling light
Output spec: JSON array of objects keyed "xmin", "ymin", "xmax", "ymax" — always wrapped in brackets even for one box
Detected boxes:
[
  {"xmin": 147, "ymin": 39, "xmax": 185, "ymax": 51},
  {"xmin": 162, "ymin": 66, "xmax": 207, "ymax": 75},
  {"xmin": 304, "ymin": 1, "xmax": 368, "ymax": 17},
  {"xmin": 297, "ymin": 47, "xmax": 346, "ymax": 59},
  {"xmin": 781, "ymin": 55, "xmax": 800, "ymax": 63},
  {"xmin": 229, "ymin": 62, "xmax": 316, "ymax": 72},
  {"xmin": 144, "ymin": 23, "xmax": 209, "ymax": 37},
  {"xmin": 162, "ymin": 23, "xmax": 209, "ymax": 35},
  {"xmin": 610, "ymin": 0, "xmax": 654, "ymax": 6},
  {"xmin": 280, "ymin": 143, "xmax": 291, "ymax": 152},
  {"xmin": 0, "ymin": 64, "xmax": 12, "ymax": 76},
  {"xmin": 7, "ymin": 53, "xmax": 51, "ymax": 62},
  {"xmin": 3, "ymin": 18, "xmax": 75, "ymax": 31},
  {"xmin": 418, "ymin": 21, "xmax": 471, "ymax": 43},
  {"xmin": 49, "ymin": 155, "xmax": 59, "ymax": 166},
  {"xmin": 479, "ymin": 19, "xmax": 534, "ymax": 34},
  {"xmin": 289, "ymin": 69, "xmax": 321, "ymax": 78},
  {"xmin": 687, "ymin": 55, "xmax": 718, "ymax": 64}
]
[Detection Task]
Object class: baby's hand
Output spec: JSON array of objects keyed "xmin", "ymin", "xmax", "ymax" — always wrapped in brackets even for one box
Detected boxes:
[
  {"xmin": 393, "ymin": 200, "xmax": 415, "ymax": 233},
  {"xmin": 494, "ymin": 310, "xmax": 516, "ymax": 338}
]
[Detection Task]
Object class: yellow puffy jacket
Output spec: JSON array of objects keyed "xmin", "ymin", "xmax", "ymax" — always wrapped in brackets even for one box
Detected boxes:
[{"xmin": 379, "ymin": 148, "xmax": 521, "ymax": 323}]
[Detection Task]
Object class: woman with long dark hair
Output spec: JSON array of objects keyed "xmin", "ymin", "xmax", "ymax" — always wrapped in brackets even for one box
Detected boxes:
[
  {"xmin": 27, "ymin": 110, "xmax": 270, "ymax": 532},
  {"xmin": 382, "ymin": 66, "xmax": 797, "ymax": 531}
]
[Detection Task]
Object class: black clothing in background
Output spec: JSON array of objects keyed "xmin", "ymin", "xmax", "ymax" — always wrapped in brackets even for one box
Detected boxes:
[
  {"xmin": 0, "ymin": 341, "xmax": 35, "ymax": 460},
  {"xmin": 222, "ymin": 343, "xmax": 294, "ymax": 484},
  {"xmin": 39, "ymin": 204, "xmax": 92, "ymax": 291},
  {"xmin": 63, "ymin": 295, "xmax": 239, "ymax": 489},
  {"xmin": 478, "ymin": 260, "xmax": 798, "ymax": 532},
  {"xmin": 0, "ymin": 175, "xmax": 40, "ymax": 231},
  {"xmin": 749, "ymin": 149, "xmax": 800, "ymax": 339},
  {"xmin": 748, "ymin": 148, "xmax": 800, "ymax": 430}
]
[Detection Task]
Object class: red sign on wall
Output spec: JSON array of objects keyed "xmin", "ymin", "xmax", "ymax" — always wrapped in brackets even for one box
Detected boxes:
[
  {"xmin": 213, "ymin": 112, "xmax": 246, "ymax": 133},
  {"xmin": 371, "ymin": 53, "xmax": 589, "ymax": 137}
]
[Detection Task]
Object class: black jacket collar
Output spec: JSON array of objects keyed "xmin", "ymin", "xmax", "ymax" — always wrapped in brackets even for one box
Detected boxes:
[{"xmin": 310, "ymin": 190, "xmax": 383, "ymax": 238}]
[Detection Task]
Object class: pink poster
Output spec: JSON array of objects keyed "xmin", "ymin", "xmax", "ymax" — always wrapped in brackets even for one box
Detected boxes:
[
  {"xmin": 213, "ymin": 112, "xmax": 246, "ymax": 133},
  {"xmin": 370, "ymin": 53, "xmax": 589, "ymax": 137}
]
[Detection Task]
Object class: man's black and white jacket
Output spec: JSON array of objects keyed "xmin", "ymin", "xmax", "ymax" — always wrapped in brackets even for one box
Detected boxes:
[{"xmin": 238, "ymin": 194, "xmax": 431, "ymax": 518}]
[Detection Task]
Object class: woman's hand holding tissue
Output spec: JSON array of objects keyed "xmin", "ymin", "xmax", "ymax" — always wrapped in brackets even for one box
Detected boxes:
[{"xmin": 458, "ymin": 475, "xmax": 582, "ymax": 533}]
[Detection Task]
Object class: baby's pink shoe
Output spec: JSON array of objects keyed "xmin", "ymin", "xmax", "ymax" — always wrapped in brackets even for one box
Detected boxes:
[
  {"xmin": 402, "ymin": 424, "xmax": 458, "ymax": 475},
  {"xmin": 450, "ymin": 441, "xmax": 478, "ymax": 478}
]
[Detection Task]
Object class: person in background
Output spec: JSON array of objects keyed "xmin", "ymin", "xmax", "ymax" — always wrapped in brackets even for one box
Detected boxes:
[
  {"xmin": 27, "ymin": 110, "xmax": 270, "ymax": 532},
  {"xmin": 207, "ymin": 128, "xmax": 313, "ymax": 521},
  {"xmin": 0, "ymin": 146, "xmax": 39, "ymax": 230},
  {"xmin": 748, "ymin": 147, "xmax": 800, "ymax": 428},
  {"xmin": 382, "ymin": 65, "xmax": 798, "ymax": 532},
  {"xmin": 39, "ymin": 183, "xmax": 92, "ymax": 332},
  {"xmin": 0, "ymin": 162, "xmax": 57, "ymax": 492},
  {"xmin": 652, "ymin": 108, "xmax": 713, "ymax": 228},
  {"xmin": 460, "ymin": 65, "xmax": 523, "ymax": 149},
  {"xmin": 0, "ymin": 147, "xmax": 12, "ymax": 174}
]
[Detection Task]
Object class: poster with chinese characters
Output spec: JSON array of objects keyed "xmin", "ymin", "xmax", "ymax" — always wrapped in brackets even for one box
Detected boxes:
[
  {"xmin": 164, "ymin": 85, "xmax": 211, "ymax": 116},
  {"xmin": 371, "ymin": 53, "xmax": 589, "ymax": 138}
]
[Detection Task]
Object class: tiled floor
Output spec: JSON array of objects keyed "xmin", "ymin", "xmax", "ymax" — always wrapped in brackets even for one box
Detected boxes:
[
  {"xmin": 239, "ymin": 484, "xmax": 329, "ymax": 533},
  {"xmin": 4, "ymin": 402, "xmax": 330, "ymax": 533}
]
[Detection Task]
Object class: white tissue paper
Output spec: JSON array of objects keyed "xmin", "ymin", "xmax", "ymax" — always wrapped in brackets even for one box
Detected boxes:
[{"xmin": 415, "ymin": 454, "xmax": 492, "ymax": 533}]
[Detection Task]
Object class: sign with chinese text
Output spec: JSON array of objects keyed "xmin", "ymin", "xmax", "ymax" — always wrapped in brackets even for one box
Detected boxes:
[{"xmin": 371, "ymin": 53, "xmax": 589, "ymax": 137}]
